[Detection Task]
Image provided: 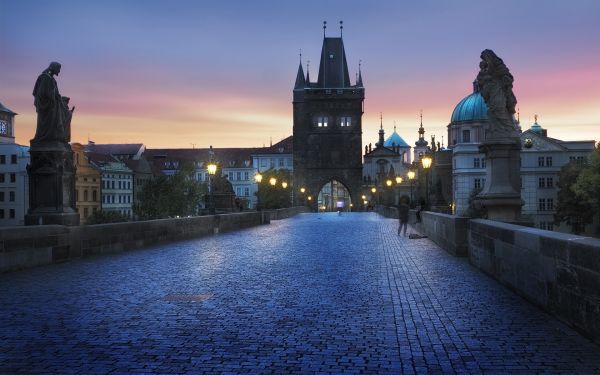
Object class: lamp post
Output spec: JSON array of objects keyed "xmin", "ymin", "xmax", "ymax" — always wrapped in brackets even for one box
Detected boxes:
[
  {"xmin": 207, "ymin": 161, "xmax": 217, "ymax": 215},
  {"xmin": 407, "ymin": 170, "xmax": 416, "ymax": 206},
  {"xmin": 254, "ymin": 171, "xmax": 263, "ymax": 210},
  {"xmin": 421, "ymin": 155, "xmax": 432, "ymax": 209}
]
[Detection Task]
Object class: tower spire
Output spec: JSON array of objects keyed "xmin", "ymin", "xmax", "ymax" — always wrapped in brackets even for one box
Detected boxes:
[
  {"xmin": 323, "ymin": 21, "xmax": 327, "ymax": 37},
  {"xmin": 340, "ymin": 20, "xmax": 343, "ymax": 37},
  {"xmin": 378, "ymin": 112, "xmax": 385, "ymax": 147},
  {"xmin": 357, "ymin": 60, "xmax": 363, "ymax": 86}
]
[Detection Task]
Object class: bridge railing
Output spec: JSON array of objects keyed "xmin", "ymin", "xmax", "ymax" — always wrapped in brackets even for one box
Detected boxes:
[{"xmin": 376, "ymin": 205, "xmax": 600, "ymax": 344}]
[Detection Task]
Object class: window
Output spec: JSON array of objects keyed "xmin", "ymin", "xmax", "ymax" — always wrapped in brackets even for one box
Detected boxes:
[
  {"xmin": 317, "ymin": 116, "xmax": 328, "ymax": 127},
  {"xmin": 244, "ymin": 172, "xmax": 249, "ymax": 181},
  {"xmin": 84, "ymin": 190, "xmax": 88, "ymax": 201},
  {"xmin": 244, "ymin": 187, "xmax": 250, "ymax": 196},
  {"xmin": 93, "ymin": 190, "xmax": 97, "ymax": 202},
  {"xmin": 0, "ymin": 174, "xmax": 4, "ymax": 183},
  {"xmin": 538, "ymin": 177, "xmax": 545, "ymax": 188},
  {"xmin": 0, "ymin": 155, "xmax": 5, "ymax": 164},
  {"xmin": 10, "ymin": 173, "xmax": 15, "ymax": 183},
  {"xmin": 9, "ymin": 209, "xmax": 14, "ymax": 218},
  {"xmin": 547, "ymin": 198, "xmax": 554, "ymax": 210},
  {"xmin": 538, "ymin": 157, "xmax": 545, "ymax": 167},
  {"xmin": 0, "ymin": 209, "xmax": 4, "ymax": 218},
  {"xmin": 546, "ymin": 157, "xmax": 553, "ymax": 166},
  {"xmin": 546, "ymin": 177, "xmax": 553, "ymax": 188},
  {"xmin": 237, "ymin": 172, "xmax": 242, "ymax": 180},
  {"xmin": 538, "ymin": 199, "xmax": 546, "ymax": 211},
  {"xmin": 278, "ymin": 159, "xmax": 284, "ymax": 167},
  {"xmin": 228, "ymin": 172, "xmax": 234, "ymax": 180},
  {"xmin": 540, "ymin": 222, "xmax": 554, "ymax": 231},
  {"xmin": 84, "ymin": 208, "xmax": 89, "ymax": 218},
  {"xmin": 9, "ymin": 191, "xmax": 15, "ymax": 202},
  {"xmin": 111, "ymin": 181, "xmax": 115, "ymax": 189},
  {"xmin": 473, "ymin": 158, "xmax": 480, "ymax": 168},
  {"xmin": 340, "ymin": 116, "xmax": 351, "ymax": 127},
  {"xmin": 482, "ymin": 158, "xmax": 486, "ymax": 168},
  {"xmin": 0, "ymin": 192, "xmax": 3, "ymax": 201},
  {"xmin": 10, "ymin": 155, "xmax": 17, "ymax": 164},
  {"xmin": 462, "ymin": 130, "xmax": 471, "ymax": 143},
  {"xmin": 474, "ymin": 178, "xmax": 482, "ymax": 189},
  {"xmin": 260, "ymin": 159, "xmax": 267, "ymax": 167}
]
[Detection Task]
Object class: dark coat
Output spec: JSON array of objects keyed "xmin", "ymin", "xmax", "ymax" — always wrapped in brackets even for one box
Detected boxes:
[{"xmin": 398, "ymin": 203, "xmax": 409, "ymax": 222}]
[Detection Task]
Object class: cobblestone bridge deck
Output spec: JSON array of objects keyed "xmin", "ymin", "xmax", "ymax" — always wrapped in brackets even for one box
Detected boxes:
[{"xmin": 1, "ymin": 213, "xmax": 599, "ymax": 374}]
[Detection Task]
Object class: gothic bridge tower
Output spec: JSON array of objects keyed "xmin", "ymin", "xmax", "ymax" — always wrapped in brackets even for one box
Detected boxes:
[{"xmin": 293, "ymin": 23, "xmax": 364, "ymax": 210}]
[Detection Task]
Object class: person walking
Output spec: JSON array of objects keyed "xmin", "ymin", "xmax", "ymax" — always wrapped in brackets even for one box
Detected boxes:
[{"xmin": 398, "ymin": 196, "xmax": 410, "ymax": 237}]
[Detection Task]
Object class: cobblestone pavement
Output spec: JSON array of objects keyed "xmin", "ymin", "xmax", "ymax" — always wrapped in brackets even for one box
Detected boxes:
[{"xmin": 1, "ymin": 213, "xmax": 599, "ymax": 374}]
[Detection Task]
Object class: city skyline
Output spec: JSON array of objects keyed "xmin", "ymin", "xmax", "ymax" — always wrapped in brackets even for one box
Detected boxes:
[{"xmin": 2, "ymin": 0, "xmax": 599, "ymax": 149}]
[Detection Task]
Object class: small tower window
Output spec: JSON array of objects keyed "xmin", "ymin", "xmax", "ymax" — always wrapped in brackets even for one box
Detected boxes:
[
  {"xmin": 340, "ymin": 117, "xmax": 351, "ymax": 127},
  {"xmin": 462, "ymin": 130, "xmax": 471, "ymax": 143},
  {"xmin": 317, "ymin": 116, "xmax": 328, "ymax": 127}
]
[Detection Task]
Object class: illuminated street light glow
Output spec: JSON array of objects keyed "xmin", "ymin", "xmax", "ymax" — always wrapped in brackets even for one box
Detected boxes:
[
  {"xmin": 207, "ymin": 163, "xmax": 217, "ymax": 175},
  {"xmin": 422, "ymin": 155, "xmax": 432, "ymax": 169},
  {"xmin": 254, "ymin": 172, "xmax": 263, "ymax": 183},
  {"xmin": 386, "ymin": 179, "xmax": 392, "ymax": 187},
  {"xmin": 395, "ymin": 176, "xmax": 403, "ymax": 184},
  {"xmin": 407, "ymin": 170, "xmax": 416, "ymax": 180},
  {"xmin": 300, "ymin": 187, "xmax": 306, "ymax": 193},
  {"xmin": 282, "ymin": 182, "xmax": 288, "ymax": 188},
  {"xmin": 371, "ymin": 187, "xmax": 376, "ymax": 193},
  {"xmin": 269, "ymin": 177, "xmax": 277, "ymax": 186}
]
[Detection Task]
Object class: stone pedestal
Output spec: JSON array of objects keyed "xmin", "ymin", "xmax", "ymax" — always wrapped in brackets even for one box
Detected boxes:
[
  {"xmin": 25, "ymin": 142, "xmax": 79, "ymax": 226},
  {"xmin": 475, "ymin": 138, "xmax": 523, "ymax": 222}
]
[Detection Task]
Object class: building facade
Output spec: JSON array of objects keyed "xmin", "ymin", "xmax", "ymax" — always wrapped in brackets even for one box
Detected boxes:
[
  {"xmin": 72, "ymin": 143, "xmax": 102, "ymax": 223},
  {"xmin": 293, "ymin": 32, "xmax": 364, "ymax": 209},
  {"xmin": 0, "ymin": 102, "xmax": 29, "ymax": 226},
  {"xmin": 88, "ymin": 152, "xmax": 134, "ymax": 218},
  {"xmin": 447, "ymin": 82, "xmax": 596, "ymax": 233}
]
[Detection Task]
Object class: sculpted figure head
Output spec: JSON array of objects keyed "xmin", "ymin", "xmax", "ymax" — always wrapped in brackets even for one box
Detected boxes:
[{"xmin": 47, "ymin": 62, "xmax": 62, "ymax": 76}]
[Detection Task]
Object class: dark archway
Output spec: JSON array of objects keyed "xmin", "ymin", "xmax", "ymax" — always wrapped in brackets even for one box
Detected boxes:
[{"xmin": 317, "ymin": 179, "xmax": 352, "ymax": 212}]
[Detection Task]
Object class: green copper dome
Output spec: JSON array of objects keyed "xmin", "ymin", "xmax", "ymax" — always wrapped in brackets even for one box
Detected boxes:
[{"xmin": 451, "ymin": 82, "xmax": 488, "ymax": 123}]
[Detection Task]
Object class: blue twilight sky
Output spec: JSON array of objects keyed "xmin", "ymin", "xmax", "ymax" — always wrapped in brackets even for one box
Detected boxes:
[{"xmin": 1, "ymin": 0, "xmax": 599, "ymax": 148}]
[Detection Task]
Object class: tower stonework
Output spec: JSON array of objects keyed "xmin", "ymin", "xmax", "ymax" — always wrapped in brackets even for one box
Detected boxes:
[{"xmin": 293, "ymin": 35, "xmax": 364, "ymax": 209}]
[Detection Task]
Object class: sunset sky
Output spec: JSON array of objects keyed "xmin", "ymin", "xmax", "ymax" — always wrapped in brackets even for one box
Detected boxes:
[{"xmin": 2, "ymin": 0, "xmax": 599, "ymax": 149}]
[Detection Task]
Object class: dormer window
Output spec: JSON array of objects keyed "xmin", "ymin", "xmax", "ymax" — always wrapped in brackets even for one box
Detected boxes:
[
  {"xmin": 317, "ymin": 116, "xmax": 328, "ymax": 127},
  {"xmin": 340, "ymin": 116, "xmax": 352, "ymax": 127}
]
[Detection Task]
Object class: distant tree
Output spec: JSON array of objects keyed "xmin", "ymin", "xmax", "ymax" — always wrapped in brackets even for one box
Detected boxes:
[
  {"xmin": 572, "ymin": 144, "xmax": 600, "ymax": 221},
  {"xmin": 256, "ymin": 169, "xmax": 292, "ymax": 209},
  {"xmin": 86, "ymin": 210, "xmax": 128, "ymax": 225},
  {"xmin": 555, "ymin": 157, "xmax": 595, "ymax": 234},
  {"xmin": 134, "ymin": 163, "xmax": 206, "ymax": 220}
]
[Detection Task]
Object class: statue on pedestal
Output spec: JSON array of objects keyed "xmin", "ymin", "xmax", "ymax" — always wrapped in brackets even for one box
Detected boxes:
[
  {"xmin": 26, "ymin": 62, "xmax": 79, "ymax": 226},
  {"xmin": 474, "ymin": 50, "xmax": 523, "ymax": 222},
  {"xmin": 476, "ymin": 49, "xmax": 519, "ymax": 140}
]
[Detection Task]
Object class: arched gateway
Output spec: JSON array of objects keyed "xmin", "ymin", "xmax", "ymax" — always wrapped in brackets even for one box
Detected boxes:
[{"xmin": 292, "ymin": 28, "xmax": 364, "ymax": 211}]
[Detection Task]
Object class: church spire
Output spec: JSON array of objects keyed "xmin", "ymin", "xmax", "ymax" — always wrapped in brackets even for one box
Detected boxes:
[
  {"xmin": 378, "ymin": 112, "xmax": 385, "ymax": 147},
  {"xmin": 294, "ymin": 54, "xmax": 306, "ymax": 89},
  {"xmin": 415, "ymin": 110, "xmax": 428, "ymax": 147},
  {"xmin": 357, "ymin": 60, "xmax": 363, "ymax": 87}
]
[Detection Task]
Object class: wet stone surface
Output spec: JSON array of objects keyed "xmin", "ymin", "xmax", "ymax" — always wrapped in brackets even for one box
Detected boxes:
[{"xmin": 1, "ymin": 213, "xmax": 599, "ymax": 374}]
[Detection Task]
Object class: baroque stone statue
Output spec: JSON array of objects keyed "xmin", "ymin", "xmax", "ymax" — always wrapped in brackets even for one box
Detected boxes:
[
  {"xmin": 26, "ymin": 62, "xmax": 79, "ymax": 226},
  {"xmin": 476, "ymin": 50, "xmax": 519, "ymax": 139},
  {"xmin": 32, "ymin": 62, "xmax": 73, "ymax": 145}
]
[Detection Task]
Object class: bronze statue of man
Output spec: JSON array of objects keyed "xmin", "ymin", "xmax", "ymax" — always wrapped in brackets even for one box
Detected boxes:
[
  {"xmin": 476, "ymin": 50, "xmax": 519, "ymax": 139},
  {"xmin": 32, "ymin": 62, "xmax": 66, "ymax": 144}
]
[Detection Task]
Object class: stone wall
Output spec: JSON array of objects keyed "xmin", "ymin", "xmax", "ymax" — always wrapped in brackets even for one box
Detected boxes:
[
  {"xmin": 266, "ymin": 206, "xmax": 310, "ymax": 220},
  {"xmin": 376, "ymin": 206, "xmax": 468, "ymax": 257},
  {"xmin": 0, "ymin": 211, "xmax": 272, "ymax": 274},
  {"xmin": 469, "ymin": 219, "xmax": 600, "ymax": 343}
]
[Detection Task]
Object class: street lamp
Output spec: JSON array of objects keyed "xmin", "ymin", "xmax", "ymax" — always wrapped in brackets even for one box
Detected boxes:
[
  {"xmin": 421, "ymin": 155, "xmax": 432, "ymax": 209},
  {"xmin": 386, "ymin": 179, "xmax": 392, "ymax": 187},
  {"xmin": 407, "ymin": 170, "xmax": 416, "ymax": 206},
  {"xmin": 300, "ymin": 187, "xmax": 306, "ymax": 193},
  {"xmin": 269, "ymin": 177, "xmax": 277, "ymax": 186},
  {"xmin": 254, "ymin": 172, "xmax": 263, "ymax": 210},
  {"xmin": 207, "ymin": 161, "xmax": 217, "ymax": 215},
  {"xmin": 282, "ymin": 181, "xmax": 288, "ymax": 189}
]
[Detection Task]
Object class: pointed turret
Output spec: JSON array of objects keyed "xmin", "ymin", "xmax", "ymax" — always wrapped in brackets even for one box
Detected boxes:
[
  {"xmin": 317, "ymin": 37, "xmax": 351, "ymax": 88},
  {"xmin": 377, "ymin": 113, "xmax": 385, "ymax": 147},
  {"xmin": 294, "ymin": 62, "xmax": 306, "ymax": 89},
  {"xmin": 357, "ymin": 62, "xmax": 363, "ymax": 87}
]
